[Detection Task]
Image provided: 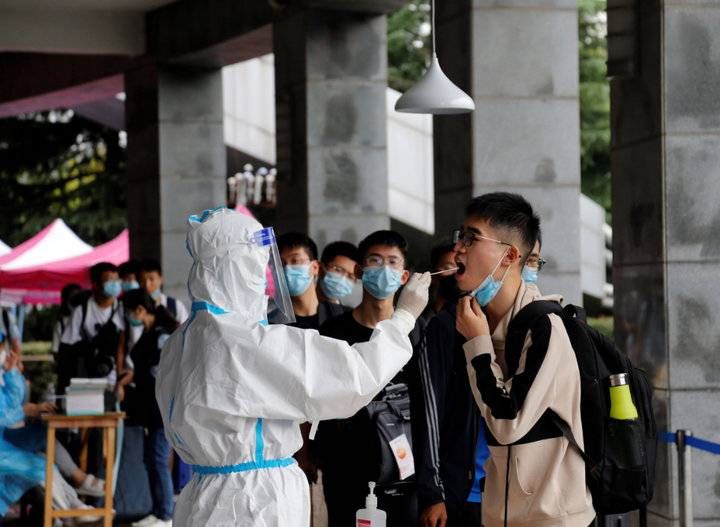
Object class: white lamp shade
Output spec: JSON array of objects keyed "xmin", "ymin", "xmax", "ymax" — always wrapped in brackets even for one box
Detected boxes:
[{"xmin": 394, "ymin": 55, "xmax": 475, "ymax": 115}]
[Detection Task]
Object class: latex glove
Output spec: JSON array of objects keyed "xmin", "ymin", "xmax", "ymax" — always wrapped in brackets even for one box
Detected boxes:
[{"xmin": 396, "ymin": 272, "xmax": 431, "ymax": 320}]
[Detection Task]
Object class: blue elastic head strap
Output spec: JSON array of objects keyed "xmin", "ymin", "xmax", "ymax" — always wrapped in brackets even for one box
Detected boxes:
[{"xmin": 188, "ymin": 206, "xmax": 227, "ymax": 224}]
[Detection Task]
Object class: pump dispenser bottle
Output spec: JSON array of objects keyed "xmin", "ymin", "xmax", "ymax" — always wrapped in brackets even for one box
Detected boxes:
[{"xmin": 356, "ymin": 482, "xmax": 386, "ymax": 527}]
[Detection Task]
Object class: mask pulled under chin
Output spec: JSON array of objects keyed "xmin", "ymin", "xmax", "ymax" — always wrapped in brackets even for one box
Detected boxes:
[{"xmin": 471, "ymin": 253, "xmax": 510, "ymax": 307}]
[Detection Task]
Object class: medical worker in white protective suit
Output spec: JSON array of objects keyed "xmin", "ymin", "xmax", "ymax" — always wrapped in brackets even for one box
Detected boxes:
[{"xmin": 156, "ymin": 207, "xmax": 431, "ymax": 526}]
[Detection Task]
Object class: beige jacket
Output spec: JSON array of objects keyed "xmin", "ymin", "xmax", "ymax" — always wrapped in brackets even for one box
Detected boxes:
[{"xmin": 464, "ymin": 282, "xmax": 595, "ymax": 527}]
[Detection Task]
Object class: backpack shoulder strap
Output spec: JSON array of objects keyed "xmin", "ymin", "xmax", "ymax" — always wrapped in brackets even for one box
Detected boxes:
[
  {"xmin": 79, "ymin": 299, "xmax": 90, "ymax": 341},
  {"xmin": 505, "ymin": 300, "xmax": 563, "ymax": 377},
  {"xmin": 548, "ymin": 411, "xmax": 591, "ymax": 465},
  {"xmin": 2, "ymin": 309, "xmax": 10, "ymax": 340},
  {"xmin": 167, "ymin": 296, "xmax": 177, "ymax": 319}
]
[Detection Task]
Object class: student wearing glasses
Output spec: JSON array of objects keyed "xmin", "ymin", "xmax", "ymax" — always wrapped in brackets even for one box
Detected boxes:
[
  {"xmin": 317, "ymin": 241, "xmax": 361, "ymax": 306},
  {"xmin": 317, "ymin": 230, "xmax": 423, "ymax": 527},
  {"xmin": 522, "ymin": 233, "xmax": 546, "ymax": 293}
]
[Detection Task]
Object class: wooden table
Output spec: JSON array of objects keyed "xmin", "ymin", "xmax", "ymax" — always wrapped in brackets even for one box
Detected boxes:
[{"xmin": 41, "ymin": 412, "xmax": 124, "ymax": 527}]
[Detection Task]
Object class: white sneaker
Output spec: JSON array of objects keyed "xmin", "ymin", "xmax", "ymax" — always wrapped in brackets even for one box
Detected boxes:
[
  {"xmin": 77, "ymin": 474, "xmax": 105, "ymax": 498},
  {"xmin": 73, "ymin": 503, "xmax": 103, "ymax": 524},
  {"xmin": 132, "ymin": 514, "xmax": 160, "ymax": 527},
  {"xmin": 148, "ymin": 519, "xmax": 172, "ymax": 527}
]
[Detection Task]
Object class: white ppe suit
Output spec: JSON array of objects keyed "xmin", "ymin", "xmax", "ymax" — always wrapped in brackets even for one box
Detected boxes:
[{"xmin": 156, "ymin": 208, "xmax": 418, "ymax": 526}]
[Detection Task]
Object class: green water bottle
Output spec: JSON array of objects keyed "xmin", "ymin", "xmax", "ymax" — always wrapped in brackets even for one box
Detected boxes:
[{"xmin": 609, "ymin": 373, "xmax": 638, "ymax": 420}]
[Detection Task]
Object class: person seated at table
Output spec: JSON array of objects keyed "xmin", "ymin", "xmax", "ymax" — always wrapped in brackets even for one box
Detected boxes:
[
  {"xmin": 4, "ymin": 399, "xmax": 106, "ymax": 498},
  {"xmin": 0, "ymin": 344, "xmax": 100, "ymax": 523}
]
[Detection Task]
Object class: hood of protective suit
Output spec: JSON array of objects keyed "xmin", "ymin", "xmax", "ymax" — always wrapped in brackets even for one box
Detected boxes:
[{"xmin": 186, "ymin": 207, "xmax": 268, "ymax": 322}]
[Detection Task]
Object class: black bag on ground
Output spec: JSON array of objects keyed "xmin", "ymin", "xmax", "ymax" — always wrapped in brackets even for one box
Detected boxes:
[
  {"xmin": 506, "ymin": 300, "xmax": 657, "ymax": 514},
  {"xmin": 114, "ymin": 425, "xmax": 153, "ymax": 522}
]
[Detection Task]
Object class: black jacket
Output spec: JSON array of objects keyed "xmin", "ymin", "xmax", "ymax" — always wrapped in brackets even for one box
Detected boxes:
[
  {"xmin": 267, "ymin": 300, "xmax": 348, "ymax": 327},
  {"xmin": 127, "ymin": 326, "xmax": 171, "ymax": 428},
  {"xmin": 411, "ymin": 303, "xmax": 481, "ymax": 510}
]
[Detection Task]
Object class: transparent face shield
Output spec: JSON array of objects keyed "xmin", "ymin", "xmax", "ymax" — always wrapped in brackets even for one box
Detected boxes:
[{"xmin": 252, "ymin": 227, "xmax": 296, "ymax": 325}]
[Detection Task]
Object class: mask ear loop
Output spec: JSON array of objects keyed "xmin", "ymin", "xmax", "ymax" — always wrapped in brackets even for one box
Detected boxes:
[{"xmin": 470, "ymin": 247, "xmax": 509, "ymax": 297}]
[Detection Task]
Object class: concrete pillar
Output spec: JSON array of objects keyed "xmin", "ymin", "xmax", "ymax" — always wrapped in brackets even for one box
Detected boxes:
[
  {"xmin": 273, "ymin": 10, "xmax": 389, "ymax": 248},
  {"xmin": 610, "ymin": 1, "xmax": 720, "ymax": 524},
  {"xmin": 125, "ymin": 63, "xmax": 226, "ymax": 302},
  {"xmin": 434, "ymin": 0, "xmax": 582, "ymax": 304}
]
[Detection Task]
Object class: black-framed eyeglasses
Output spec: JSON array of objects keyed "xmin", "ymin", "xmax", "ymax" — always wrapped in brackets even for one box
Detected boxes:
[
  {"xmin": 364, "ymin": 255, "xmax": 405, "ymax": 269},
  {"xmin": 452, "ymin": 228, "xmax": 513, "ymax": 250},
  {"xmin": 525, "ymin": 257, "xmax": 547, "ymax": 271},
  {"xmin": 323, "ymin": 263, "xmax": 355, "ymax": 280}
]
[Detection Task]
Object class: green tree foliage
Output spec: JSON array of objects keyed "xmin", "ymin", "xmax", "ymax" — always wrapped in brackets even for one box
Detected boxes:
[
  {"xmin": 0, "ymin": 111, "xmax": 126, "ymax": 247},
  {"xmin": 387, "ymin": 0, "xmax": 431, "ymax": 92},
  {"xmin": 578, "ymin": 0, "xmax": 611, "ymax": 215}
]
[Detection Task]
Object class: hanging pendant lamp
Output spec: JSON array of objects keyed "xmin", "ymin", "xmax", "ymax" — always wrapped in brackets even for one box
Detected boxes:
[{"xmin": 394, "ymin": 0, "xmax": 475, "ymax": 114}]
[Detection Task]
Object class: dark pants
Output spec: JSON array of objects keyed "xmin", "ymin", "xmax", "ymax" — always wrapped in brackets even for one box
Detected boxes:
[
  {"xmin": 447, "ymin": 501, "xmax": 482, "ymax": 526},
  {"xmin": 145, "ymin": 427, "xmax": 174, "ymax": 520}
]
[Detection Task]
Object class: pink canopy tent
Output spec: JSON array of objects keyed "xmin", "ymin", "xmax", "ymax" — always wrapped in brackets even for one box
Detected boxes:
[
  {"xmin": 0, "ymin": 222, "xmax": 128, "ymax": 305},
  {"xmin": 0, "ymin": 219, "xmax": 92, "ymax": 270},
  {"xmin": 0, "ymin": 240, "xmax": 10, "ymax": 257}
]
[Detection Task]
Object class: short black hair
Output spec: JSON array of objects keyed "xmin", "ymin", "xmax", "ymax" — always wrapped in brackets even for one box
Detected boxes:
[
  {"xmin": 89, "ymin": 262, "xmax": 118, "ymax": 284},
  {"xmin": 430, "ymin": 241, "xmax": 456, "ymax": 271},
  {"xmin": 139, "ymin": 258, "xmax": 162, "ymax": 275},
  {"xmin": 123, "ymin": 289, "xmax": 180, "ymax": 331},
  {"xmin": 277, "ymin": 232, "xmax": 318, "ymax": 261},
  {"xmin": 357, "ymin": 230, "xmax": 408, "ymax": 265},
  {"xmin": 321, "ymin": 241, "xmax": 359, "ymax": 265},
  {"xmin": 465, "ymin": 192, "xmax": 541, "ymax": 260},
  {"xmin": 118, "ymin": 260, "xmax": 140, "ymax": 279},
  {"xmin": 122, "ymin": 289, "xmax": 156, "ymax": 313}
]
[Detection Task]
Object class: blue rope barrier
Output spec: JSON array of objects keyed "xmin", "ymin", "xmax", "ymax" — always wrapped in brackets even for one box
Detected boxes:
[
  {"xmin": 686, "ymin": 435, "xmax": 720, "ymax": 456},
  {"xmin": 659, "ymin": 431, "xmax": 720, "ymax": 455},
  {"xmin": 659, "ymin": 431, "xmax": 675, "ymax": 444}
]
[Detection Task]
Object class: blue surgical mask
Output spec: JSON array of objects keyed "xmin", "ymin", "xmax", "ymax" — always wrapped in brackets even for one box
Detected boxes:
[
  {"xmin": 362, "ymin": 266, "xmax": 403, "ymax": 300},
  {"xmin": 472, "ymin": 254, "xmax": 509, "ymax": 307},
  {"xmin": 150, "ymin": 289, "xmax": 162, "ymax": 300},
  {"xmin": 103, "ymin": 280, "xmax": 122, "ymax": 299},
  {"xmin": 122, "ymin": 280, "xmax": 140, "ymax": 292},
  {"xmin": 284, "ymin": 264, "xmax": 314, "ymax": 297},
  {"xmin": 522, "ymin": 266, "xmax": 539, "ymax": 284},
  {"xmin": 128, "ymin": 317, "xmax": 144, "ymax": 327},
  {"xmin": 321, "ymin": 272, "xmax": 354, "ymax": 300}
]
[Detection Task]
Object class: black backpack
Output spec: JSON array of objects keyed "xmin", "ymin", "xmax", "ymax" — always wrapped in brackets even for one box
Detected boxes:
[
  {"xmin": 364, "ymin": 382, "xmax": 413, "ymax": 486},
  {"xmin": 362, "ymin": 320, "xmax": 425, "ymax": 487},
  {"xmin": 506, "ymin": 300, "xmax": 657, "ymax": 514},
  {"xmin": 58, "ymin": 299, "xmax": 120, "ymax": 387}
]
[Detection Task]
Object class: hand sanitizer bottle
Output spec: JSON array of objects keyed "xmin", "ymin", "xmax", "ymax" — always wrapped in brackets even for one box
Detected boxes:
[{"xmin": 356, "ymin": 481, "xmax": 386, "ymax": 527}]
